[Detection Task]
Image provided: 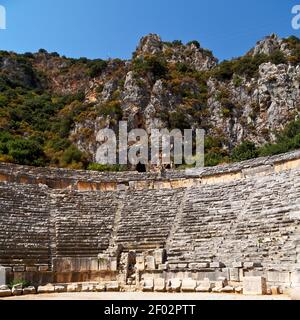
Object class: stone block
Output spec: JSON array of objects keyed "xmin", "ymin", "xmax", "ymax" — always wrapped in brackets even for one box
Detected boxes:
[
  {"xmin": 67, "ymin": 284, "xmax": 79, "ymax": 293},
  {"xmin": 154, "ymin": 278, "xmax": 166, "ymax": 292},
  {"xmin": 90, "ymin": 259, "xmax": 99, "ymax": 271},
  {"xmin": 0, "ymin": 285, "xmax": 9, "ymax": 290},
  {"xmin": 212, "ymin": 287, "xmax": 223, "ymax": 293},
  {"xmin": 189, "ymin": 263, "xmax": 209, "ymax": 269},
  {"xmin": 290, "ymin": 287, "xmax": 300, "ymax": 300},
  {"xmin": 222, "ymin": 268, "xmax": 230, "ymax": 279},
  {"xmin": 291, "ymin": 270, "xmax": 300, "ymax": 287},
  {"xmin": 136, "ymin": 254, "xmax": 145, "ymax": 271},
  {"xmin": 221, "ymin": 286, "xmax": 235, "ymax": 293},
  {"xmin": 267, "ymin": 271, "xmax": 290, "ymax": 284},
  {"xmin": 196, "ymin": 278, "xmax": 214, "ymax": 293},
  {"xmin": 154, "ymin": 249, "xmax": 166, "ymax": 266},
  {"xmin": 26, "ymin": 266, "xmax": 38, "ymax": 272},
  {"xmin": 168, "ymin": 279, "xmax": 182, "ymax": 292},
  {"xmin": 13, "ymin": 266, "xmax": 25, "ymax": 272},
  {"xmin": 106, "ymin": 281, "xmax": 120, "ymax": 292},
  {"xmin": 243, "ymin": 277, "xmax": 267, "ymax": 295},
  {"xmin": 38, "ymin": 265, "xmax": 49, "ymax": 272},
  {"xmin": 0, "ymin": 289, "xmax": 12, "ymax": 297},
  {"xmin": 239, "ymin": 269, "xmax": 245, "ymax": 282},
  {"xmin": 215, "ymin": 277, "xmax": 228, "ymax": 288},
  {"xmin": 95, "ymin": 284, "xmax": 106, "ymax": 292},
  {"xmin": 244, "ymin": 262, "xmax": 262, "ymax": 269},
  {"xmin": 98, "ymin": 254, "xmax": 110, "ymax": 271},
  {"xmin": 55, "ymin": 285, "xmax": 67, "ymax": 293},
  {"xmin": 235, "ymin": 286, "xmax": 243, "ymax": 294},
  {"xmin": 181, "ymin": 279, "xmax": 197, "ymax": 292},
  {"xmin": 110, "ymin": 257, "xmax": 118, "ymax": 272},
  {"xmin": 117, "ymin": 184, "xmax": 128, "ymax": 191},
  {"xmin": 210, "ymin": 262, "xmax": 223, "ymax": 268},
  {"xmin": 81, "ymin": 283, "xmax": 95, "ymax": 292},
  {"xmin": 23, "ymin": 287, "xmax": 36, "ymax": 295},
  {"xmin": 38, "ymin": 284, "xmax": 55, "ymax": 294},
  {"xmin": 168, "ymin": 264, "xmax": 178, "ymax": 270},
  {"xmin": 145, "ymin": 256, "xmax": 155, "ymax": 271},
  {"xmin": 271, "ymin": 286, "xmax": 279, "ymax": 295},
  {"xmin": 158, "ymin": 263, "xmax": 168, "ymax": 271},
  {"xmin": 12, "ymin": 284, "xmax": 23, "ymax": 296},
  {"xmin": 232, "ymin": 262, "xmax": 243, "ymax": 268},
  {"xmin": 178, "ymin": 263, "xmax": 188, "ymax": 269},
  {"xmin": 142, "ymin": 279, "xmax": 154, "ymax": 292},
  {"xmin": 229, "ymin": 268, "xmax": 240, "ymax": 282}
]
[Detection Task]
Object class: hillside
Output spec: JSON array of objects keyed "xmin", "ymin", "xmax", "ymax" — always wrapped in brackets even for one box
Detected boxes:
[{"xmin": 0, "ymin": 33, "xmax": 300, "ymax": 170}]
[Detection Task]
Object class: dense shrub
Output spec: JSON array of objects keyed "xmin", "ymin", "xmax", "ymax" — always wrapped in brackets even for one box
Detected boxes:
[
  {"xmin": 6, "ymin": 138, "xmax": 45, "ymax": 166},
  {"xmin": 284, "ymin": 36, "xmax": 300, "ymax": 65},
  {"xmin": 231, "ymin": 141, "xmax": 258, "ymax": 161},
  {"xmin": 187, "ymin": 40, "xmax": 200, "ymax": 48},
  {"xmin": 258, "ymin": 119, "xmax": 300, "ymax": 157},
  {"xmin": 132, "ymin": 55, "xmax": 168, "ymax": 80},
  {"xmin": 87, "ymin": 59, "xmax": 108, "ymax": 77},
  {"xmin": 98, "ymin": 101, "xmax": 123, "ymax": 120},
  {"xmin": 168, "ymin": 107, "xmax": 191, "ymax": 130},
  {"xmin": 176, "ymin": 62, "xmax": 193, "ymax": 73},
  {"xmin": 61, "ymin": 145, "xmax": 87, "ymax": 168},
  {"xmin": 212, "ymin": 51, "xmax": 288, "ymax": 81},
  {"xmin": 172, "ymin": 40, "xmax": 183, "ymax": 46}
]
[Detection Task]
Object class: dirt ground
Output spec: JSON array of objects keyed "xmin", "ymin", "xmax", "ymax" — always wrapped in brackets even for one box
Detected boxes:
[{"xmin": 2, "ymin": 292, "xmax": 291, "ymax": 300}]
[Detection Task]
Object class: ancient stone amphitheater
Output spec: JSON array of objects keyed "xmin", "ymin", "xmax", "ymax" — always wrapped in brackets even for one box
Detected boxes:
[{"xmin": 1, "ymin": 151, "xmax": 300, "ymax": 296}]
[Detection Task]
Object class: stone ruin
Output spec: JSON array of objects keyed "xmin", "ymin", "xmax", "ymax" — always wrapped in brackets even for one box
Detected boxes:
[{"xmin": 1, "ymin": 150, "xmax": 300, "ymax": 297}]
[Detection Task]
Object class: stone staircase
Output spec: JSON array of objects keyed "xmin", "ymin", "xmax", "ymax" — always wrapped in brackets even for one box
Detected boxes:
[{"xmin": 114, "ymin": 189, "xmax": 185, "ymax": 252}]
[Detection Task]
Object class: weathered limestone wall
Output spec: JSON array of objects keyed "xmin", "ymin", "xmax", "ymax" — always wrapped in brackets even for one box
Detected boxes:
[
  {"xmin": 0, "ymin": 150, "xmax": 300, "ymax": 287},
  {"xmin": 0, "ymin": 150, "xmax": 300, "ymax": 191}
]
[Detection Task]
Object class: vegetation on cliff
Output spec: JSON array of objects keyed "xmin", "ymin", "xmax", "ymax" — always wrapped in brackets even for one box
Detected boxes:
[{"xmin": 0, "ymin": 34, "xmax": 300, "ymax": 170}]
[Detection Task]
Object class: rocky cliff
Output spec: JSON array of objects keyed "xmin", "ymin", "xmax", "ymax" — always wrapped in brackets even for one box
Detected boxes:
[{"xmin": 0, "ymin": 33, "xmax": 300, "ymax": 169}]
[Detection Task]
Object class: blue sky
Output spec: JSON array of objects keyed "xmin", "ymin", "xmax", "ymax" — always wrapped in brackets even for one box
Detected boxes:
[{"xmin": 0, "ymin": 0, "xmax": 299, "ymax": 61}]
